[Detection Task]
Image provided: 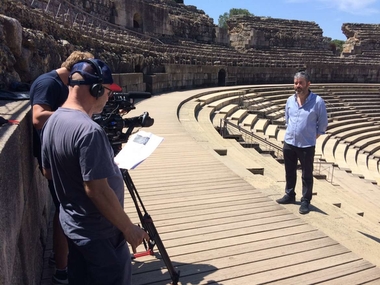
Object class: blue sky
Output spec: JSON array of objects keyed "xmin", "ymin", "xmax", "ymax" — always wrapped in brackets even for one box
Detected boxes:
[{"xmin": 185, "ymin": 0, "xmax": 380, "ymax": 41}]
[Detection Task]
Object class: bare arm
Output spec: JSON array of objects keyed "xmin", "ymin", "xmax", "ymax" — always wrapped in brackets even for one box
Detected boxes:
[
  {"xmin": 33, "ymin": 104, "xmax": 54, "ymax": 130},
  {"xmin": 42, "ymin": 168, "xmax": 52, "ymax": 180},
  {"xmin": 84, "ymin": 178, "xmax": 149, "ymax": 252}
]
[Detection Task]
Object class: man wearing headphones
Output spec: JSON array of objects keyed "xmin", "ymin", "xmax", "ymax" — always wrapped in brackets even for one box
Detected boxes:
[
  {"xmin": 41, "ymin": 59, "xmax": 149, "ymax": 285},
  {"xmin": 30, "ymin": 50, "xmax": 93, "ymax": 284}
]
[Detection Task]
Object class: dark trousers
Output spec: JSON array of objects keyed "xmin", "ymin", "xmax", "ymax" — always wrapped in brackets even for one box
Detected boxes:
[
  {"xmin": 283, "ymin": 142, "xmax": 315, "ymax": 202},
  {"xmin": 67, "ymin": 232, "xmax": 131, "ymax": 285}
]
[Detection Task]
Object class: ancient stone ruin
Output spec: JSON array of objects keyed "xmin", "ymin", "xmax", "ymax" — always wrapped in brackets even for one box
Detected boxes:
[
  {"xmin": 227, "ymin": 15, "xmax": 330, "ymax": 51},
  {"xmin": 1, "ymin": 0, "xmax": 380, "ymax": 93},
  {"xmin": 341, "ymin": 23, "xmax": 380, "ymax": 57}
]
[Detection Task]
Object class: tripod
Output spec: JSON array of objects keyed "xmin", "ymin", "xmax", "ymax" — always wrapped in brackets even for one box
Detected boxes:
[
  {"xmin": 121, "ymin": 169, "xmax": 180, "ymax": 285},
  {"xmin": 103, "ymin": 109, "xmax": 179, "ymax": 284}
]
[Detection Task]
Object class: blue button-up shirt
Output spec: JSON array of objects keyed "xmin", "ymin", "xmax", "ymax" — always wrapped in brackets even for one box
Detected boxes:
[{"xmin": 284, "ymin": 91, "xmax": 328, "ymax": 148}]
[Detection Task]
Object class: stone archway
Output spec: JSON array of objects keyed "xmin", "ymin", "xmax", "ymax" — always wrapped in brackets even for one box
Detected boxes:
[
  {"xmin": 218, "ymin": 69, "xmax": 226, "ymax": 86},
  {"xmin": 133, "ymin": 13, "xmax": 142, "ymax": 29}
]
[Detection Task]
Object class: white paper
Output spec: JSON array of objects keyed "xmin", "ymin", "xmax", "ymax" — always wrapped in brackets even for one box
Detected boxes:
[{"xmin": 114, "ymin": 131, "xmax": 164, "ymax": 170}]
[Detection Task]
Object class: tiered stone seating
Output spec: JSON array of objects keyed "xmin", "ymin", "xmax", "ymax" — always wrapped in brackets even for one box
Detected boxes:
[
  {"xmin": 330, "ymin": 142, "xmax": 350, "ymax": 170},
  {"xmin": 12, "ymin": 0, "xmax": 380, "ymax": 76},
  {"xmin": 188, "ymin": 99, "xmax": 265, "ymax": 174},
  {"xmin": 227, "ymin": 109, "xmax": 248, "ymax": 123},
  {"xmin": 329, "ymin": 122, "xmax": 379, "ymax": 138},
  {"xmin": 252, "ymin": 118, "xmax": 270, "ymax": 133},
  {"xmin": 176, "ymin": 85, "xmax": 380, "ymax": 232},
  {"xmin": 197, "ymin": 84, "xmax": 380, "ymax": 187},
  {"xmin": 322, "ymin": 136, "xmax": 339, "ymax": 164},
  {"xmin": 327, "ymin": 118, "xmax": 369, "ymax": 131},
  {"xmin": 372, "ymin": 149, "xmax": 380, "ymax": 159},
  {"xmin": 264, "ymin": 124, "xmax": 279, "ymax": 139},
  {"xmin": 344, "ymin": 130, "xmax": 380, "ymax": 145},
  {"xmin": 241, "ymin": 114, "xmax": 259, "ymax": 129},
  {"xmin": 368, "ymin": 158, "xmax": 380, "ymax": 177}
]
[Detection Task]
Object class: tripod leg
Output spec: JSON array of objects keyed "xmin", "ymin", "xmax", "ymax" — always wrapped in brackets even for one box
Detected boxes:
[
  {"xmin": 142, "ymin": 214, "xmax": 180, "ymax": 285},
  {"xmin": 122, "ymin": 169, "xmax": 180, "ymax": 285}
]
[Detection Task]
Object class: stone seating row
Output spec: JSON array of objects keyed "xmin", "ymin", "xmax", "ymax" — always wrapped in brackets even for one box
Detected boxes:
[
  {"xmin": 59, "ymin": 19, "xmax": 380, "ymax": 69},
  {"xmin": 184, "ymin": 84, "xmax": 378, "ymax": 209},
  {"xmin": 180, "ymin": 86, "xmax": 379, "ymax": 226},
  {"xmin": 127, "ymin": 33, "xmax": 380, "ymax": 67},
  {"xmin": 328, "ymin": 122, "xmax": 379, "ymax": 137},
  {"xmin": 320, "ymin": 122, "xmax": 380, "ymax": 184},
  {"xmin": 180, "ymin": 93, "xmax": 266, "ymax": 175},
  {"xmin": 206, "ymin": 84, "xmax": 380, "ymax": 186},
  {"xmin": 21, "ymin": 0, "xmax": 380, "ymax": 71}
]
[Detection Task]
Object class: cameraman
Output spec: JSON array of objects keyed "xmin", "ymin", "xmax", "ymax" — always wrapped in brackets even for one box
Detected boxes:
[
  {"xmin": 41, "ymin": 59, "xmax": 148, "ymax": 285},
  {"xmin": 30, "ymin": 50, "xmax": 93, "ymax": 284}
]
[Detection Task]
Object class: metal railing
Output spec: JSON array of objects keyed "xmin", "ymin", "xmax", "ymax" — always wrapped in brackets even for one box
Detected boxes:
[
  {"xmin": 220, "ymin": 119, "xmax": 336, "ymax": 183},
  {"xmin": 220, "ymin": 119, "xmax": 284, "ymax": 159}
]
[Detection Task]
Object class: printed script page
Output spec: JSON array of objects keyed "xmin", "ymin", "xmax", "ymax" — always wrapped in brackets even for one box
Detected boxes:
[{"xmin": 114, "ymin": 131, "xmax": 164, "ymax": 170}]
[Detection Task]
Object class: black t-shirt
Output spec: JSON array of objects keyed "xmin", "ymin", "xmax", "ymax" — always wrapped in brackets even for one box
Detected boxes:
[{"xmin": 29, "ymin": 70, "xmax": 69, "ymax": 160}]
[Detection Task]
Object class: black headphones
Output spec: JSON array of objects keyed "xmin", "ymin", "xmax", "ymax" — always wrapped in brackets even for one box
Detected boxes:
[{"xmin": 69, "ymin": 59, "xmax": 105, "ymax": 98}]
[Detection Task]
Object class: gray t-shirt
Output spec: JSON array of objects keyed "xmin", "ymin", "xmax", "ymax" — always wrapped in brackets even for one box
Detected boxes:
[{"xmin": 42, "ymin": 108, "xmax": 124, "ymax": 240}]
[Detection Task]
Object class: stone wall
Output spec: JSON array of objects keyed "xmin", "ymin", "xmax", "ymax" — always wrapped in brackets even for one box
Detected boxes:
[
  {"xmin": 342, "ymin": 23, "xmax": 380, "ymax": 56},
  {"xmin": 113, "ymin": 73, "xmax": 146, "ymax": 92},
  {"xmin": 65, "ymin": 0, "xmax": 216, "ymax": 42},
  {"xmin": 227, "ymin": 15, "xmax": 330, "ymax": 51},
  {"xmin": 0, "ymin": 101, "xmax": 52, "ymax": 285},
  {"xmin": 3, "ymin": 0, "xmax": 380, "ymax": 95},
  {"xmin": 145, "ymin": 64, "xmax": 219, "ymax": 93}
]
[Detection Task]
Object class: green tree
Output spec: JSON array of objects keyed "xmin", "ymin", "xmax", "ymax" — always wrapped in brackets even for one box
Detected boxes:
[
  {"xmin": 329, "ymin": 39, "xmax": 345, "ymax": 55},
  {"xmin": 218, "ymin": 8, "xmax": 254, "ymax": 28},
  {"xmin": 331, "ymin": 39, "xmax": 344, "ymax": 51}
]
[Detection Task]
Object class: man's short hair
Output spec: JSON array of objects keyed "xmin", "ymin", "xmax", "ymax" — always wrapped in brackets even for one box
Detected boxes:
[
  {"xmin": 294, "ymin": 70, "xmax": 311, "ymax": 82},
  {"xmin": 61, "ymin": 51, "xmax": 94, "ymax": 71}
]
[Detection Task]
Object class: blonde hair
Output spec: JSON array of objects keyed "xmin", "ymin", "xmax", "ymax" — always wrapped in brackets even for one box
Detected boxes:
[{"xmin": 61, "ymin": 51, "xmax": 94, "ymax": 71}]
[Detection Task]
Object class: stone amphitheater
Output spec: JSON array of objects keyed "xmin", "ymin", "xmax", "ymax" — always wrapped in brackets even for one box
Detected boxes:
[{"xmin": 2, "ymin": 0, "xmax": 380, "ymax": 284}]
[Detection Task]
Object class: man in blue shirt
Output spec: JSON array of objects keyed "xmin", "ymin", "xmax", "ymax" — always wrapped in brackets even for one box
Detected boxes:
[{"xmin": 276, "ymin": 70, "xmax": 328, "ymax": 214}]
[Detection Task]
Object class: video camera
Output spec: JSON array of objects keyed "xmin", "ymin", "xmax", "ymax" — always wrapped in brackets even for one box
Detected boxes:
[{"xmin": 93, "ymin": 91, "xmax": 154, "ymax": 154}]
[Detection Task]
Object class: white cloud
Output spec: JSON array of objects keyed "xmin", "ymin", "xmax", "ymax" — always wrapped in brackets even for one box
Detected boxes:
[
  {"xmin": 286, "ymin": 0, "xmax": 379, "ymax": 15},
  {"xmin": 327, "ymin": 0, "xmax": 379, "ymax": 14}
]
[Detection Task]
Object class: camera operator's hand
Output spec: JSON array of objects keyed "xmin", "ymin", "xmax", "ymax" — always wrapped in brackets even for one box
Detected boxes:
[
  {"xmin": 123, "ymin": 225, "xmax": 150, "ymax": 253},
  {"xmin": 84, "ymin": 178, "xmax": 149, "ymax": 253}
]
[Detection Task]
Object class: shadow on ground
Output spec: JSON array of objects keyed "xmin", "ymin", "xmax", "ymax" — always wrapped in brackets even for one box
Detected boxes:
[{"xmin": 132, "ymin": 255, "xmax": 221, "ymax": 285}]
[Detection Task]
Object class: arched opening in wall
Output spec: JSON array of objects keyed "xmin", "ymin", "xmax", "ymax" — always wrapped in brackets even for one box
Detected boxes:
[
  {"xmin": 110, "ymin": 2, "xmax": 117, "ymax": 24},
  {"xmin": 218, "ymin": 69, "xmax": 226, "ymax": 86},
  {"xmin": 133, "ymin": 13, "xmax": 142, "ymax": 29}
]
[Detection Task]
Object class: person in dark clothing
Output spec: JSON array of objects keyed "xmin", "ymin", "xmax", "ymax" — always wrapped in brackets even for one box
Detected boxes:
[
  {"xmin": 41, "ymin": 59, "xmax": 149, "ymax": 285},
  {"xmin": 29, "ymin": 50, "xmax": 94, "ymax": 284}
]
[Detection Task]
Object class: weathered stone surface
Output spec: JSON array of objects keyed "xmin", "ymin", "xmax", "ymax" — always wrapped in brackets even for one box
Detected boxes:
[
  {"xmin": 227, "ymin": 15, "xmax": 330, "ymax": 51},
  {"xmin": 342, "ymin": 23, "xmax": 380, "ymax": 57},
  {"xmin": 2, "ymin": 0, "xmax": 380, "ymax": 92},
  {"xmin": 2, "ymin": 2, "xmax": 380, "ymax": 283},
  {"xmin": 0, "ymin": 14, "xmax": 22, "ymax": 57},
  {"xmin": 0, "ymin": 101, "xmax": 51, "ymax": 285}
]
